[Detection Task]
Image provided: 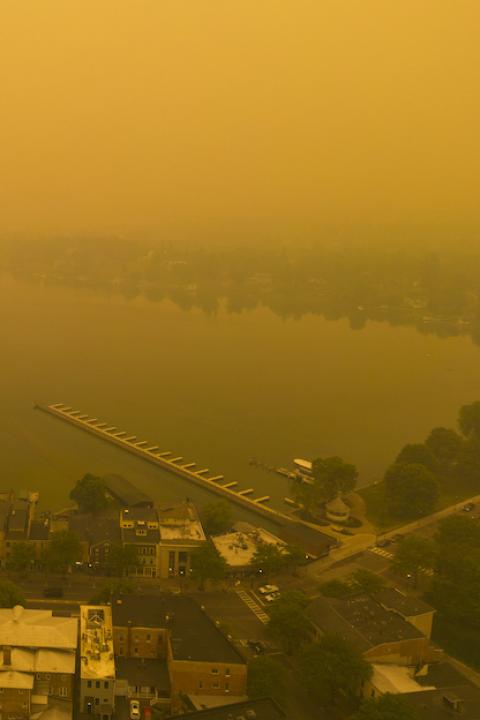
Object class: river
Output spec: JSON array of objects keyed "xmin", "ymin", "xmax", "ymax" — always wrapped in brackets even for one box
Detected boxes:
[{"xmin": 1, "ymin": 274, "xmax": 479, "ymax": 518}]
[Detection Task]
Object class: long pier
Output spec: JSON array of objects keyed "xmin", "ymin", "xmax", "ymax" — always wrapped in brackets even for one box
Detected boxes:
[{"xmin": 36, "ymin": 402, "xmax": 309, "ymax": 528}]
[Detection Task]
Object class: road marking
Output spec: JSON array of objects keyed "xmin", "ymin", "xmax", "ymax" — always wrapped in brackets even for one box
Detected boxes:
[
  {"xmin": 369, "ymin": 547, "xmax": 394, "ymax": 560},
  {"xmin": 235, "ymin": 589, "xmax": 269, "ymax": 624}
]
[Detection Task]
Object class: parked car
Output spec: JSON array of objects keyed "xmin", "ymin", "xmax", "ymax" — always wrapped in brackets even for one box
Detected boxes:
[
  {"xmin": 376, "ymin": 538, "xmax": 391, "ymax": 548},
  {"xmin": 129, "ymin": 700, "xmax": 140, "ymax": 720},
  {"xmin": 258, "ymin": 584, "xmax": 279, "ymax": 595},
  {"xmin": 43, "ymin": 587, "xmax": 64, "ymax": 598},
  {"xmin": 264, "ymin": 592, "xmax": 281, "ymax": 603},
  {"xmin": 247, "ymin": 640, "xmax": 266, "ymax": 654}
]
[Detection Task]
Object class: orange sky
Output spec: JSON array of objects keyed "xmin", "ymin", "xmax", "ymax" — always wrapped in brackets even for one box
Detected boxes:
[{"xmin": 0, "ymin": 1, "xmax": 479, "ymax": 237}]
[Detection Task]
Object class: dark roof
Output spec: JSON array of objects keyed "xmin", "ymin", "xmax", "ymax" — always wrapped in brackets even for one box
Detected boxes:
[
  {"xmin": 306, "ymin": 594, "xmax": 423, "ymax": 653},
  {"xmin": 6, "ymin": 507, "xmax": 28, "ymax": 536},
  {"xmin": 115, "ymin": 658, "xmax": 170, "ymax": 692},
  {"xmin": 103, "ymin": 474, "xmax": 153, "ymax": 508},
  {"xmin": 69, "ymin": 514, "xmax": 121, "ymax": 546},
  {"xmin": 166, "ymin": 698, "xmax": 287, "ymax": 720},
  {"xmin": 375, "ymin": 587, "xmax": 435, "ymax": 618},
  {"xmin": 275, "ymin": 521, "xmax": 335, "ymax": 558},
  {"xmin": 121, "ymin": 507, "xmax": 158, "ymax": 522},
  {"xmin": 405, "ymin": 684, "xmax": 480, "ymax": 719},
  {"xmin": 29, "ymin": 520, "xmax": 50, "ymax": 541},
  {"xmin": 121, "ymin": 528, "xmax": 160, "ymax": 544},
  {"xmin": 112, "ymin": 595, "xmax": 245, "ymax": 665}
]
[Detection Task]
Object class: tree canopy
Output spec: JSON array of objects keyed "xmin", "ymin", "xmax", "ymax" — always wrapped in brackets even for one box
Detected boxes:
[
  {"xmin": 45, "ymin": 530, "xmax": 82, "ymax": 572},
  {"xmin": 292, "ymin": 455, "xmax": 358, "ymax": 515},
  {"xmin": 425, "ymin": 427, "xmax": 464, "ymax": 468},
  {"xmin": 299, "ymin": 634, "xmax": 372, "ymax": 705},
  {"xmin": 190, "ymin": 542, "xmax": 227, "ymax": 590},
  {"xmin": 393, "ymin": 535, "xmax": 436, "ymax": 587},
  {"xmin": 106, "ymin": 544, "xmax": 138, "ymax": 576},
  {"xmin": 384, "ymin": 463, "xmax": 439, "ymax": 519},
  {"xmin": 267, "ymin": 591, "xmax": 310, "ymax": 655},
  {"xmin": 0, "ymin": 580, "xmax": 25, "ymax": 608},
  {"xmin": 247, "ymin": 656, "xmax": 287, "ymax": 705},
  {"xmin": 395, "ymin": 443, "xmax": 436, "ymax": 471},
  {"xmin": 250, "ymin": 543, "xmax": 285, "ymax": 579},
  {"xmin": 70, "ymin": 473, "xmax": 108, "ymax": 513},
  {"xmin": 7, "ymin": 542, "xmax": 36, "ymax": 572},
  {"xmin": 350, "ymin": 693, "xmax": 417, "ymax": 720},
  {"xmin": 459, "ymin": 401, "xmax": 480, "ymax": 441},
  {"xmin": 201, "ymin": 501, "xmax": 233, "ymax": 536}
]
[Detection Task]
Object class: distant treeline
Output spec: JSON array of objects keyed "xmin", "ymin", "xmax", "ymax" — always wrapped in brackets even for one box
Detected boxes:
[{"xmin": 2, "ymin": 236, "xmax": 480, "ymax": 343}]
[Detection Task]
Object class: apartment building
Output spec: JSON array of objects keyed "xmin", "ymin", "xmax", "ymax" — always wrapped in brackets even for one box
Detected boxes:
[{"xmin": 79, "ymin": 605, "xmax": 116, "ymax": 720}]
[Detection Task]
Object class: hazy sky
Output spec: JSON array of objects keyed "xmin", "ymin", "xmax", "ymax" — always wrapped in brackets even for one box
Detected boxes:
[{"xmin": 0, "ymin": 1, "xmax": 479, "ymax": 238}]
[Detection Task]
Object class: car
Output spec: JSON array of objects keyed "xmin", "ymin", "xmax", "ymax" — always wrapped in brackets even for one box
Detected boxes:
[
  {"xmin": 376, "ymin": 538, "xmax": 391, "ymax": 548},
  {"xmin": 247, "ymin": 640, "xmax": 266, "ymax": 654},
  {"xmin": 264, "ymin": 592, "xmax": 281, "ymax": 603},
  {"xmin": 43, "ymin": 587, "xmax": 64, "ymax": 598},
  {"xmin": 258, "ymin": 584, "xmax": 279, "ymax": 595},
  {"xmin": 129, "ymin": 700, "xmax": 141, "ymax": 720},
  {"xmin": 463, "ymin": 503, "xmax": 475, "ymax": 512}
]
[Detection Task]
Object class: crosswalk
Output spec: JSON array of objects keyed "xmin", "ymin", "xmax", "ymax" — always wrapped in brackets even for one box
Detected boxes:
[
  {"xmin": 369, "ymin": 546, "xmax": 433, "ymax": 576},
  {"xmin": 235, "ymin": 589, "xmax": 270, "ymax": 624}
]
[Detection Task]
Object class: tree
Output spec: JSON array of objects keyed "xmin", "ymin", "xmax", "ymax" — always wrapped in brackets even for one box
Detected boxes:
[
  {"xmin": 312, "ymin": 456, "xmax": 359, "ymax": 499},
  {"xmin": 0, "ymin": 580, "xmax": 25, "ymax": 607},
  {"xmin": 106, "ymin": 544, "xmax": 139, "ymax": 576},
  {"xmin": 282, "ymin": 544, "xmax": 308, "ymax": 574},
  {"xmin": 70, "ymin": 473, "xmax": 108, "ymax": 514},
  {"xmin": 247, "ymin": 656, "xmax": 287, "ymax": 705},
  {"xmin": 384, "ymin": 463, "xmax": 439, "ymax": 519},
  {"xmin": 298, "ymin": 634, "xmax": 372, "ymax": 705},
  {"xmin": 201, "ymin": 501, "xmax": 233, "ymax": 536},
  {"xmin": 350, "ymin": 693, "xmax": 417, "ymax": 720},
  {"xmin": 425, "ymin": 427, "xmax": 464, "ymax": 468},
  {"xmin": 7, "ymin": 543, "xmax": 36, "ymax": 572},
  {"xmin": 267, "ymin": 591, "xmax": 310, "ymax": 655},
  {"xmin": 190, "ymin": 542, "xmax": 227, "ymax": 590},
  {"xmin": 393, "ymin": 535, "xmax": 436, "ymax": 587},
  {"xmin": 250, "ymin": 543, "xmax": 285, "ymax": 580},
  {"xmin": 90, "ymin": 578, "xmax": 135, "ymax": 604},
  {"xmin": 350, "ymin": 568, "xmax": 386, "ymax": 595},
  {"xmin": 45, "ymin": 530, "xmax": 82, "ymax": 572},
  {"xmin": 395, "ymin": 443, "xmax": 436, "ymax": 471},
  {"xmin": 435, "ymin": 515, "xmax": 480, "ymax": 548},
  {"xmin": 459, "ymin": 401, "xmax": 480, "ymax": 441}
]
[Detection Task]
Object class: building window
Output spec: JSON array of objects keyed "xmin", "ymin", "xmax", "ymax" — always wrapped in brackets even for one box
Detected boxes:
[
  {"xmin": 59, "ymin": 687, "xmax": 68, "ymax": 697},
  {"xmin": 95, "ymin": 681, "xmax": 100, "ymax": 689},
  {"xmin": 104, "ymin": 681, "xmax": 109, "ymax": 689},
  {"xmin": 87, "ymin": 681, "xmax": 92, "ymax": 688},
  {"xmin": 45, "ymin": 674, "xmax": 51, "ymax": 680},
  {"xmin": 146, "ymin": 634, "xmax": 151, "ymax": 643},
  {"xmin": 225, "ymin": 683, "xmax": 230, "ymax": 692},
  {"xmin": 95, "ymin": 698, "xmax": 100, "ymax": 705},
  {"xmin": 211, "ymin": 668, "xmax": 219, "ymax": 674},
  {"xmin": 134, "ymin": 648, "xmax": 139, "ymax": 656},
  {"xmin": 0, "ymin": 688, "xmax": 4, "ymax": 693},
  {"xmin": 3, "ymin": 648, "xmax": 11, "ymax": 665},
  {"xmin": 225, "ymin": 668, "xmax": 230, "ymax": 676},
  {"xmin": 198, "ymin": 681, "xmax": 203, "ymax": 689},
  {"xmin": 212, "ymin": 681, "xmax": 219, "ymax": 689}
]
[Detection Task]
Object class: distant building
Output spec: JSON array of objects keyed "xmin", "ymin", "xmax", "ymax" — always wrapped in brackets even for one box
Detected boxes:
[
  {"xmin": 165, "ymin": 697, "xmax": 289, "ymax": 719},
  {"xmin": 102, "ymin": 474, "xmax": 154, "ymax": 509},
  {"xmin": 120, "ymin": 507, "xmax": 160, "ymax": 578},
  {"xmin": 0, "ymin": 491, "xmax": 48, "ymax": 567},
  {"xmin": 79, "ymin": 605, "xmax": 116, "ymax": 720},
  {"xmin": 0, "ymin": 605, "xmax": 77, "ymax": 720}
]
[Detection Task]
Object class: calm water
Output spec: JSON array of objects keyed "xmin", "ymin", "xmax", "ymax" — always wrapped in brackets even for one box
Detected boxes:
[{"xmin": 2, "ymin": 274, "xmax": 479, "ymax": 517}]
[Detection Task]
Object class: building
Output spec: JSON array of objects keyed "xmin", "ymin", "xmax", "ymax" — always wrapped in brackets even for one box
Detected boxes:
[
  {"xmin": 0, "ymin": 491, "xmax": 49, "ymax": 567},
  {"xmin": 374, "ymin": 587, "xmax": 435, "ymax": 639},
  {"xmin": 157, "ymin": 502, "xmax": 206, "ymax": 578},
  {"xmin": 69, "ymin": 514, "xmax": 121, "ymax": 568},
  {"xmin": 79, "ymin": 605, "xmax": 116, "ymax": 720},
  {"xmin": 325, "ymin": 495, "xmax": 350, "ymax": 523},
  {"xmin": 211, "ymin": 522, "xmax": 287, "ymax": 573},
  {"xmin": 120, "ymin": 507, "xmax": 160, "ymax": 578},
  {"xmin": 111, "ymin": 595, "xmax": 247, "ymax": 713},
  {"xmin": 306, "ymin": 593, "xmax": 431, "ymax": 666},
  {"xmin": 103, "ymin": 475, "xmax": 154, "ymax": 509},
  {"xmin": 166, "ymin": 697, "xmax": 288, "ymax": 720},
  {"xmin": 0, "ymin": 605, "xmax": 77, "ymax": 720}
]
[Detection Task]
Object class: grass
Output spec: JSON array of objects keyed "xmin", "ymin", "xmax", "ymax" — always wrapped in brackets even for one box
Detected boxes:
[
  {"xmin": 358, "ymin": 476, "xmax": 479, "ymax": 533},
  {"xmin": 432, "ymin": 614, "xmax": 480, "ymax": 671}
]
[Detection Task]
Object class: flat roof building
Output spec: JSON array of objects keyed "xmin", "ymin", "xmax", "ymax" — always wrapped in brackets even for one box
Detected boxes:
[{"xmin": 79, "ymin": 605, "xmax": 116, "ymax": 720}]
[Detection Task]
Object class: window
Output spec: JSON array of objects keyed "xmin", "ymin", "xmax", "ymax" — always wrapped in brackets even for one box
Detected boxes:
[
  {"xmin": 45, "ymin": 674, "xmax": 51, "ymax": 680},
  {"xmin": 134, "ymin": 648, "xmax": 139, "ymax": 655},
  {"xmin": 146, "ymin": 634, "xmax": 151, "ymax": 643},
  {"xmin": 3, "ymin": 648, "xmax": 11, "ymax": 665},
  {"xmin": 95, "ymin": 681, "xmax": 100, "ymax": 689},
  {"xmin": 36, "ymin": 673, "xmax": 42, "ymax": 680},
  {"xmin": 198, "ymin": 681, "xmax": 203, "ymax": 689},
  {"xmin": 225, "ymin": 668, "xmax": 230, "ymax": 676},
  {"xmin": 211, "ymin": 668, "xmax": 219, "ymax": 675},
  {"xmin": 103, "ymin": 699, "xmax": 108, "ymax": 704},
  {"xmin": 225, "ymin": 683, "xmax": 230, "ymax": 692},
  {"xmin": 212, "ymin": 681, "xmax": 219, "ymax": 689},
  {"xmin": 95, "ymin": 698, "xmax": 100, "ymax": 705},
  {"xmin": 59, "ymin": 687, "xmax": 68, "ymax": 697},
  {"xmin": 18, "ymin": 690, "xmax": 24, "ymax": 695},
  {"xmin": 104, "ymin": 681, "xmax": 109, "ymax": 689},
  {"xmin": 87, "ymin": 681, "xmax": 92, "ymax": 688},
  {"xmin": 0, "ymin": 688, "xmax": 3, "ymax": 694}
]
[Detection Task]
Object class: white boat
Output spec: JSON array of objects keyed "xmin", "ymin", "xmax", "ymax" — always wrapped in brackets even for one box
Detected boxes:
[{"xmin": 293, "ymin": 458, "xmax": 313, "ymax": 474}]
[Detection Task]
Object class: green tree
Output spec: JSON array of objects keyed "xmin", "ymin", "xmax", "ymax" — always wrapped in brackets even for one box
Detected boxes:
[
  {"xmin": 312, "ymin": 456, "xmax": 359, "ymax": 500},
  {"xmin": 298, "ymin": 634, "xmax": 372, "ymax": 705},
  {"xmin": 282, "ymin": 544, "xmax": 308, "ymax": 574},
  {"xmin": 384, "ymin": 463, "xmax": 439, "ymax": 519},
  {"xmin": 70, "ymin": 473, "xmax": 108, "ymax": 513},
  {"xmin": 201, "ymin": 501, "xmax": 233, "ymax": 536},
  {"xmin": 395, "ymin": 443, "xmax": 436, "ymax": 471},
  {"xmin": 7, "ymin": 543, "xmax": 36, "ymax": 572},
  {"xmin": 90, "ymin": 579, "xmax": 136, "ymax": 604},
  {"xmin": 350, "ymin": 568, "xmax": 386, "ymax": 595},
  {"xmin": 435, "ymin": 515, "xmax": 480, "ymax": 547},
  {"xmin": 106, "ymin": 544, "xmax": 138, "ymax": 576},
  {"xmin": 0, "ymin": 580, "xmax": 25, "ymax": 607},
  {"xmin": 250, "ymin": 543, "xmax": 285, "ymax": 580},
  {"xmin": 393, "ymin": 535, "xmax": 436, "ymax": 587},
  {"xmin": 459, "ymin": 401, "xmax": 480, "ymax": 442},
  {"xmin": 45, "ymin": 530, "xmax": 82, "ymax": 572},
  {"xmin": 267, "ymin": 591, "xmax": 310, "ymax": 655},
  {"xmin": 190, "ymin": 542, "xmax": 227, "ymax": 590},
  {"xmin": 425, "ymin": 427, "xmax": 464, "ymax": 468},
  {"xmin": 350, "ymin": 693, "xmax": 417, "ymax": 720},
  {"xmin": 247, "ymin": 656, "xmax": 287, "ymax": 705}
]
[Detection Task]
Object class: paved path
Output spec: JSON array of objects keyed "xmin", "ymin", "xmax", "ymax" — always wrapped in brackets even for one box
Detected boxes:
[{"xmin": 235, "ymin": 589, "xmax": 269, "ymax": 624}]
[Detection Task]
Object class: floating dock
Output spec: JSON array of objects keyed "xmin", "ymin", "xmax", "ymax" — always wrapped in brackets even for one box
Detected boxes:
[{"xmin": 36, "ymin": 402, "xmax": 304, "ymax": 526}]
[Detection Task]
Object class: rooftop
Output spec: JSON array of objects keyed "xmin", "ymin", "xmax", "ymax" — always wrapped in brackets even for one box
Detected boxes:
[
  {"xmin": 0, "ymin": 671, "xmax": 34, "ymax": 690},
  {"xmin": 29, "ymin": 519, "xmax": 50, "ymax": 541},
  {"xmin": 158, "ymin": 502, "xmax": 206, "ymax": 543},
  {"xmin": 371, "ymin": 664, "xmax": 434, "ymax": 695},
  {"xmin": 69, "ymin": 514, "xmax": 121, "ymax": 546},
  {"xmin": 121, "ymin": 507, "xmax": 158, "ymax": 523},
  {"xmin": 0, "ymin": 647, "xmax": 76, "ymax": 674},
  {"xmin": 375, "ymin": 587, "xmax": 435, "ymax": 618},
  {"xmin": 306, "ymin": 594, "xmax": 423, "ymax": 653},
  {"xmin": 112, "ymin": 595, "xmax": 245, "ymax": 665},
  {"xmin": 166, "ymin": 697, "xmax": 287, "ymax": 720},
  {"xmin": 103, "ymin": 474, "xmax": 153, "ymax": 508},
  {"xmin": 212, "ymin": 523, "xmax": 286, "ymax": 567},
  {"xmin": 80, "ymin": 605, "xmax": 115, "ymax": 680},
  {"xmin": 115, "ymin": 657, "xmax": 170, "ymax": 692},
  {"xmin": 0, "ymin": 606, "xmax": 77, "ymax": 650}
]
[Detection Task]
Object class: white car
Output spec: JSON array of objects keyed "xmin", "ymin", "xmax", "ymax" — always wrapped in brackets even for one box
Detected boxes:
[
  {"xmin": 258, "ymin": 584, "xmax": 279, "ymax": 595},
  {"xmin": 130, "ymin": 700, "xmax": 141, "ymax": 720},
  {"xmin": 264, "ymin": 592, "xmax": 281, "ymax": 603}
]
